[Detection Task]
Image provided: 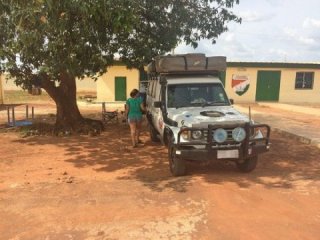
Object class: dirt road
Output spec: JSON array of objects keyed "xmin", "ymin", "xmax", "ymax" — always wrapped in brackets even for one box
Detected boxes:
[{"xmin": 0, "ymin": 119, "xmax": 320, "ymax": 239}]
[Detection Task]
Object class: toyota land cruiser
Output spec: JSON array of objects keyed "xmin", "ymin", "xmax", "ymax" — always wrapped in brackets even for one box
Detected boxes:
[{"xmin": 146, "ymin": 53, "xmax": 270, "ymax": 176}]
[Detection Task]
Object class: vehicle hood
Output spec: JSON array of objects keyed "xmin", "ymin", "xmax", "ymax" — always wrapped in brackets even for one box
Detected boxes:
[{"xmin": 167, "ymin": 106, "xmax": 249, "ymax": 128}]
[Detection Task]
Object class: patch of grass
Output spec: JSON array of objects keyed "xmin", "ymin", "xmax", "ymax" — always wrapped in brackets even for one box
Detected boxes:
[
  {"xmin": 4, "ymin": 90, "xmax": 51, "ymax": 104},
  {"xmin": 4, "ymin": 90, "xmax": 97, "ymax": 104}
]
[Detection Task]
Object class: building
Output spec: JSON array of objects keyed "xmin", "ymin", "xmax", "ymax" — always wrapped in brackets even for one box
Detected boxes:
[
  {"xmin": 2, "ymin": 61, "xmax": 319, "ymax": 104},
  {"xmin": 96, "ymin": 65, "xmax": 140, "ymax": 102},
  {"xmin": 96, "ymin": 61, "xmax": 320, "ymax": 104},
  {"xmin": 223, "ymin": 62, "xmax": 320, "ymax": 104}
]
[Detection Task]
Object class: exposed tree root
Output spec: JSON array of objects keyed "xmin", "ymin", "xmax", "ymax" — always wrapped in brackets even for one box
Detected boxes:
[{"xmin": 53, "ymin": 118, "xmax": 105, "ymax": 136}]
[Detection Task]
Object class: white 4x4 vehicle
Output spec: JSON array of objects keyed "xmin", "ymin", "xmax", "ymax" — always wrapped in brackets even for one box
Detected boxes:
[{"xmin": 146, "ymin": 54, "xmax": 270, "ymax": 176}]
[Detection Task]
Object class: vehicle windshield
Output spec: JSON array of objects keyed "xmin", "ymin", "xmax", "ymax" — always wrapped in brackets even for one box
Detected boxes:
[{"xmin": 167, "ymin": 83, "xmax": 230, "ymax": 108}]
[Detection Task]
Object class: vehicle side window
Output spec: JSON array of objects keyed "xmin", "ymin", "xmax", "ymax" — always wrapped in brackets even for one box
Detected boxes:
[
  {"xmin": 152, "ymin": 80, "xmax": 158, "ymax": 98},
  {"xmin": 147, "ymin": 81, "xmax": 151, "ymax": 95},
  {"xmin": 158, "ymin": 86, "xmax": 162, "ymax": 101},
  {"xmin": 157, "ymin": 80, "xmax": 161, "ymax": 101},
  {"xmin": 148, "ymin": 80, "xmax": 154, "ymax": 96}
]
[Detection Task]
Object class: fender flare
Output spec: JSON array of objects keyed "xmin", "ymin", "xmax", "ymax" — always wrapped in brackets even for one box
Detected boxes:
[
  {"xmin": 163, "ymin": 127, "xmax": 173, "ymax": 147},
  {"xmin": 146, "ymin": 112, "xmax": 153, "ymax": 124}
]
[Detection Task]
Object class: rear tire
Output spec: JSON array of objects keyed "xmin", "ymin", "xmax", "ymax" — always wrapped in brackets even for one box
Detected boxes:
[
  {"xmin": 168, "ymin": 141, "xmax": 186, "ymax": 176},
  {"xmin": 236, "ymin": 156, "xmax": 258, "ymax": 173},
  {"xmin": 149, "ymin": 124, "xmax": 159, "ymax": 142}
]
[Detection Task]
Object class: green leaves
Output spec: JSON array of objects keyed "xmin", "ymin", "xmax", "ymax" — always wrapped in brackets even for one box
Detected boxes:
[
  {"xmin": 116, "ymin": 0, "xmax": 241, "ymax": 68},
  {"xmin": 0, "ymin": 0, "xmax": 241, "ymax": 86}
]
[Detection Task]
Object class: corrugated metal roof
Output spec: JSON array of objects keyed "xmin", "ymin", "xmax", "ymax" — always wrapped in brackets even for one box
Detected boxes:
[{"xmin": 227, "ymin": 61, "xmax": 320, "ymax": 69}]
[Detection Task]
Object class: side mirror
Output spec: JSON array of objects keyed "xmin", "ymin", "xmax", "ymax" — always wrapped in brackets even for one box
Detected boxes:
[
  {"xmin": 153, "ymin": 101, "xmax": 161, "ymax": 108},
  {"xmin": 229, "ymin": 99, "xmax": 234, "ymax": 105}
]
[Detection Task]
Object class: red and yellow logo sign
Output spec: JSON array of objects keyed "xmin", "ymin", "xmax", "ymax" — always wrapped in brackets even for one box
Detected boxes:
[{"xmin": 232, "ymin": 74, "xmax": 250, "ymax": 96}]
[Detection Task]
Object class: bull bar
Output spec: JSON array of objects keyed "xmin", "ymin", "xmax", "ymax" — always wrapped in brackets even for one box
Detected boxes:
[{"xmin": 175, "ymin": 123, "xmax": 270, "ymax": 161}]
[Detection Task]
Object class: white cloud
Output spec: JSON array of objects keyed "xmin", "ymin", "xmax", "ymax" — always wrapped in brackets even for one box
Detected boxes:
[
  {"xmin": 268, "ymin": 48, "xmax": 288, "ymax": 58},
  {"xmin": 283, "ymin": 28, "xmax": 297, "ymax": 38},
  {"xmin": 283, "ymin": 27, "xmax": 316, "ymax": 45},
  {"xmin": 175, "ymin": 0, "xmax": 320, "ymax": 62},
  {"xmin": 298, "ymin": 36, "xmax": 316, "ymax": 45},
  {"xmin": 303, "ymin": 18, "xmax": 320, "ymax": 28},
  {"xmin": 239, "ymin": 10, "xmax": 274, "ymax": 22},
  {"xmin": 224, "ymin": 33, "xmax": 235, "ymax": 42}
]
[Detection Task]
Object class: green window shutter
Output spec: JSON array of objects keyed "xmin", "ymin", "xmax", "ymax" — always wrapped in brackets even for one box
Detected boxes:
[{"xmin": 115, "ymin": 77, "xmax": 127, "ymax": 101}]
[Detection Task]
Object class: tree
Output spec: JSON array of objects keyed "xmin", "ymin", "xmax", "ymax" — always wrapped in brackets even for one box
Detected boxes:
[{"xmin": 0, "ymin": 0, "xmax": 241, "ymax": 133}]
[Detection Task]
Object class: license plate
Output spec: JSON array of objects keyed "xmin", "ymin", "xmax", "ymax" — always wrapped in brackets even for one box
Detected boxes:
[{"xmin": 217, "ymin": 150, "xmax": 239, "ymax": 159}]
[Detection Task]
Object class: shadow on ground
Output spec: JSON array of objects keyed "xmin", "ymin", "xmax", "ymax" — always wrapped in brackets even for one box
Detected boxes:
[{"xmin": 12, "ymin": 122, "xmax": 320, "ymax": 193}]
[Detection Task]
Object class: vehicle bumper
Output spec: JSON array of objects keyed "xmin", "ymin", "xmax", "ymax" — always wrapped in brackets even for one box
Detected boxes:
[
  {"xmin": 175, "ymin": 123, "xmax": 270, "ymax": 161},
  {"xmin": 175, "ymin": 143, "xmax": 270, "ymax": 161}
]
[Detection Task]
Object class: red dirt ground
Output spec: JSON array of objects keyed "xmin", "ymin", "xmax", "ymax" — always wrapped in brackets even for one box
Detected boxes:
[{"xmin": 0, "ymin": 102, "xmax": 320, "ymax": 239}]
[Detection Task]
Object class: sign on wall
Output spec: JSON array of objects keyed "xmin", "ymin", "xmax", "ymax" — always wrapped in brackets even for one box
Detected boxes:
[{"xmin": 232, "ymin": 74, "xmax": 250, "ymax": 96}]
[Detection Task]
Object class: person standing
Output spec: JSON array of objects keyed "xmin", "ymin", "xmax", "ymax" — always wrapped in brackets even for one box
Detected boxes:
[{"xmin": 125, "ymin": 89, "xmax": 145, "ymax": 148}]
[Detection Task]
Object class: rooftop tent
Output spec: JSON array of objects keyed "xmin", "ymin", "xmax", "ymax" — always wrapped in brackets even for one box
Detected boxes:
[{"xmin": 147, "ymin": 53, "xmax": 227, "ymax": 74}]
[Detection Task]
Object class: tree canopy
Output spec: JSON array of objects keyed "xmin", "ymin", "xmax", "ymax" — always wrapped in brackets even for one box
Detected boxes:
[{"xmin": 0, "ymin": 0, "xmax": 241, "ymax": 132}]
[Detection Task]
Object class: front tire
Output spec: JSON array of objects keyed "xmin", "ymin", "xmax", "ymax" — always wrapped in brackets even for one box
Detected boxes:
[
  {"xmin": 236, "ymin": 156, "xmax": 258, "ymax": 173},
  {"xmin": 168, "ymin": 142, "xmax": 186, "ymax": 176}
]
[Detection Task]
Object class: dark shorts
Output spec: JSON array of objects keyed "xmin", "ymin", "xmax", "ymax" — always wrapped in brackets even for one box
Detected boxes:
[{"xmin": 128, "ymin": 115, "xmax": 142, "ymax": 123}]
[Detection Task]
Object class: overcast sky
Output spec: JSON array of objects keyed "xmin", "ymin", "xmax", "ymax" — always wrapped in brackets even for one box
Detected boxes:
[{"xmin": 175, "ymin": 0, "xmax": 320, "ymax": 63}]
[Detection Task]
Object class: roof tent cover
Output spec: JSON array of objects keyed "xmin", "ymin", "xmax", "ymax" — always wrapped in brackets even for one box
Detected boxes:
[{"xmin": 147, "ymin": 53, "xmax": 226, "ymax": 73}]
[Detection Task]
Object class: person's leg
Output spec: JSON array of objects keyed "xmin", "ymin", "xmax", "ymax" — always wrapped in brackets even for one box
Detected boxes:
[
  {"xmin": 129, "ymin": 121, "xmax": 137, "ymax": 147},
  {"xmin": 136, "ymin": 118, "xmax": 142, "ymax": 143}
]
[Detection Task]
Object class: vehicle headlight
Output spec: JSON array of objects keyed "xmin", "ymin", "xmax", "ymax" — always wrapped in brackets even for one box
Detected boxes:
[
  {"xmin": 181, "ymin": 129, "xmax": 189, "ymax": 140},
  {"xmin": 191, "ymin": 130, "xmax": 202, "ymax": 140},
  {"xmin": 232, "ymin": 127, "xmax": 246, "ymax": 142},
  {"xmin": 213, "ymin": 128, "xmax": 228, "ymax": 143}
]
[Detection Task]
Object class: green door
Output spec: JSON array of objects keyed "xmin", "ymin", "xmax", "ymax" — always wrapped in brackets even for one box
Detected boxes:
[
  {"xmin": 115, "ymin": 77, "xmax": 127, "ymax": 101},
  {"xmin": 256, "ymin": 71, "xmax": 281, "ymax": 101}
]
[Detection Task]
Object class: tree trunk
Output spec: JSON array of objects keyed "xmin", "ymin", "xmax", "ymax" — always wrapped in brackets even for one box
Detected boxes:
[{"xmin": 41, "ymin": 72, "xmax": 103, "ymax": 134}]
